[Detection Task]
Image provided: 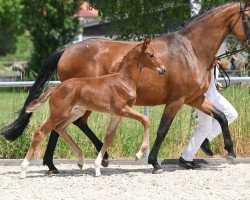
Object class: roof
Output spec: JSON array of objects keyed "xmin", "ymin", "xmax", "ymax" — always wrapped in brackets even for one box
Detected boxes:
[{"xmin": 75, "ymin": 2, "xmax": 99, "ymax": 18}]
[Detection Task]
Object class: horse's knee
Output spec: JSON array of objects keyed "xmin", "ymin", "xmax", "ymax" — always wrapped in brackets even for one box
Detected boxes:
[
  {"xmin": 142, "ymin": 116, "xmax": 151, "ymax": 129},
  {"xmin": 141, "ymin": 144, "xmax": 149, "ymax": 152},
  {"xmin": 33, "ymin": 130, "xmax": 46, "ymax": 142}
]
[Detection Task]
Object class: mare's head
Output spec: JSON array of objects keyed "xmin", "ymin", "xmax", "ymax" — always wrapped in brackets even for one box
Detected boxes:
[
  {"xmin": 229, "ymin": 2, "xmax": 250, "ymax": 46},
  {"xmin": 135, "ymin": 37, "xmax": 166, "ymax": 75}
]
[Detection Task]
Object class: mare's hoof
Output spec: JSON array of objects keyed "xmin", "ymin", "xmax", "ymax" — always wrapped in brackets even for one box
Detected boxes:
[
  {"xmin": 45, "ymin": 169, "xmax": 60, "ymax": 176},
  {"xmin": 152, "ymin": 168, "xmax": 164, "ymax": 174},
  {"xmin": 101, "ymin": 159, "xmax": 109, "ymax": 168},
  {"xmin": 225, "ymin": 154, "xmax": 237, "ymax": 165}
]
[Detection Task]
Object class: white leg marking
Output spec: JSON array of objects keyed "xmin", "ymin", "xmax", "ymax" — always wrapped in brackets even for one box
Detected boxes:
[
  {"xmin": 20, "ymin": 158, "xmax": 30, "ymax": 179},
  {"xmin": 95, "ymin": 152, "xmax": 103, "ymax": 177},
  {"xmin": 135, "ymin": 151, "xmax": 144, "ymax": 161}
]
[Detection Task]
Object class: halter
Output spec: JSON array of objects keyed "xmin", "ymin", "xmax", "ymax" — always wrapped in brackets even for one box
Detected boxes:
[
  {"xmin": 214, "ymin": 2, "xmax": 250, "ymax": 90},
  {"xmin": 240, "ymin": 2, "xmax": 250, "ymax": 44}
]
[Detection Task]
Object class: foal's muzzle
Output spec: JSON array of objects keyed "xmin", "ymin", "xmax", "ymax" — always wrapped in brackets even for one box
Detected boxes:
[{"xmin": 157, "ymin": 66, "xmax": 166, "ymax": 75}]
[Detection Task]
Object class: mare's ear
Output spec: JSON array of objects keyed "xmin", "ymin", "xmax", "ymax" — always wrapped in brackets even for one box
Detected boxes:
[{"xmin": 141, "ymin": 37, "xmax": 151, "ymax": 52}]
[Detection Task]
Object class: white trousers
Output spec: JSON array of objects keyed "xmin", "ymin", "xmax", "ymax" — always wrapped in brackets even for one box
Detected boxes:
[{"xmin": 181, "ymin": 92, "xmax": 238, "ymax": 161}]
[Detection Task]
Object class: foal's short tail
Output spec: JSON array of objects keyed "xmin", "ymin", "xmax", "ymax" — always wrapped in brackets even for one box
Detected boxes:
[
  {"xmin": 26, "ymin": 90, "xmax": 53, "ymax": 113},
  {"xmin": 0, "ymin": 49, "xmax": 64, "ymax": 141}
]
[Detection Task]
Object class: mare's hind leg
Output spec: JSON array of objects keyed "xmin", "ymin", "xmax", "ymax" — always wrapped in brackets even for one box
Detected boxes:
[
  {"xmin": 20, "ymin": 119, "xmax": 55, "ymax": 178},
  {"xmin": 188, "ymin": 96, "xmax": 236, "ymax": 163},
  {"xmin": 94, "ymin": 115, "xmax": 122, "ymax": 176}
]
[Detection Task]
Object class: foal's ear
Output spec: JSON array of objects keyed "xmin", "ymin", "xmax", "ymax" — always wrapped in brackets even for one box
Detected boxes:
[
  {"xmin": 246, "ymin": 1, "xmax": 250, "ymax": 7},
  {"xmin": 141, "ymin": 37, "xmax": 151, "ymax": 52}
]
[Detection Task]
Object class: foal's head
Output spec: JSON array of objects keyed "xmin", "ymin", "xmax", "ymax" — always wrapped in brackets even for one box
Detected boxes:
[
  {"xmin": 139, "ymin": 37, "xmax": 166, "ymax": 74},
  {"xmin": 126, "ymin": 37, "xmax": 166, "ymax": 75}
]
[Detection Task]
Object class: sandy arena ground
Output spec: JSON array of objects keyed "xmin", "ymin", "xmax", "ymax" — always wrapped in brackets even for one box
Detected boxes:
[{"xmin": 0, "ymin": 162, "xmax": 249, "ymax": 200}]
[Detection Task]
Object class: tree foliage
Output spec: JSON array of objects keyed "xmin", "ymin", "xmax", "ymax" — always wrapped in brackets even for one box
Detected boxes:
[
  {"xmin": 88, "ymin": 0, "xmax": 191, "ymax": 40},
  {"xmin": 89, "ymin": 0, "xmax": 248, "ymax": 67},
  {"xmin": 22, "ymin": 0, "xmax": 82, "ymax": 75},
  {"xmin": 0, "ymin": 0, "xmax": 24, "ymax": 56}
]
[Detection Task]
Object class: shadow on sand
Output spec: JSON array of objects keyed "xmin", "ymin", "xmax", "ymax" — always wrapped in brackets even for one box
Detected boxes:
[{"xmin": 1, "ymin": 163, "xmax": 228, "ymax": 178}]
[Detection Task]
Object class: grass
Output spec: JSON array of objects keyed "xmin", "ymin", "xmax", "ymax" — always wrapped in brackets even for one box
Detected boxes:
[{"xmin": 0, "ymin": 85, "xmax": 249, "ymax": 160}]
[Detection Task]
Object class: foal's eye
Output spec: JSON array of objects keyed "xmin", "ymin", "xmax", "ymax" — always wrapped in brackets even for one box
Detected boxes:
[{"xmin": 149, "ymin": 54, "xmax": 154, "ymax": 58}]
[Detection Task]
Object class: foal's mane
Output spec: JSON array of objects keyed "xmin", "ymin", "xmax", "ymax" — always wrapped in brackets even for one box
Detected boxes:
[{"xmin": 111, "ymin": 42, "xmax": 143, "ymax": 73}]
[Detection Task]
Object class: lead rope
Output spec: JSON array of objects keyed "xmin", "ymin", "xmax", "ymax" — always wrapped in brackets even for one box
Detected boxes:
[{"xmin": 213, "ymin": 62, "xmax": 231, "ymax": 91}]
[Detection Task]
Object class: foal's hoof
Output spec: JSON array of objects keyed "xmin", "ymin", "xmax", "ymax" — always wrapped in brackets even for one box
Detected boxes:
[
  {"xmin": 19, "ymin": 171, "xmax": 27, "ymax": 179},
  {"xmin": 45, "ymin": 169, "xmax": 60, "ymax": 176},
  {"xmin": 225, "ymin": 153, "xmax": 237, "ymax": 165},
  {"xmin": 77, "ymin": 159, "xmax": 84, "ymax": 170},
  {"xmin": 152, "ymin": 168, "xmax": 164, "ymax": 174},
  {"xmin": 101, "ymin": 159, "xmax": 109, "ymax": 168},
  {"xmin": 135, "ymin": 152, "xmax": 142, "ymax": 161},
  {"xmin": 77, "ymin": 164, "xmax": 83, "ymax": 170},
  {"xmin": 135, "ymin": 155, "xmax": 140, "ymax": 162}
]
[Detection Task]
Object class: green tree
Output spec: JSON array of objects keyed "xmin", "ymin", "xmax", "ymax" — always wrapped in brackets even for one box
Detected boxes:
[
  {"xmin": 88, "ymin": 0, "xmax": 191, "ymax": 40},
  {"xmin": 89, "ymin": 0, "xmax": 248, "ymax": 68},
  {"xmin": 0, "ymin": 0, "xmax": 24, "ymax": 56},
  {"xmin": 22, "ymin": 0, "xmax": 82, "ymax": 76}
]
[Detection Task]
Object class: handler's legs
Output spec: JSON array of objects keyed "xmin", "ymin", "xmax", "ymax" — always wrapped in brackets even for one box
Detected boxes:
[{"xmin": 181, "ymin": 111, "xmax": 212, "ymax": 162}]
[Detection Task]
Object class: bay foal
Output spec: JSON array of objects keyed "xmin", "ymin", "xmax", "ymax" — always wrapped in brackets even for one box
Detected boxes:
[{"xmin": 20, "ymin": 38, "xmax": 166, "ymax": 178}]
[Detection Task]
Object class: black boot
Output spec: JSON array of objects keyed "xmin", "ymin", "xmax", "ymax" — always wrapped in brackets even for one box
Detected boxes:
[
  {"xmin": 200, "ymin": 138, "xmax": 214, "ymax": 157},
  {"xmin": 178, "ymin": 157, "xmax": 201, "ymax": 169}
]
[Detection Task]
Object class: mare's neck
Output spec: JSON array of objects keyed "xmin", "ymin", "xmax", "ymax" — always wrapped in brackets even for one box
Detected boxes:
[
  {"xmin": 180, "ymin": 3, "xmax": 238, "ymax": 69},
  {"xmin": 119, "ymin": 53, "xmax": 142, "ymax": 87}
]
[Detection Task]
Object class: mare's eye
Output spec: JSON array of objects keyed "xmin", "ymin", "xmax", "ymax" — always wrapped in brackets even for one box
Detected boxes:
[{"xmin": 149, "ymin": 54, "xmax": 154, "ymax": 58}]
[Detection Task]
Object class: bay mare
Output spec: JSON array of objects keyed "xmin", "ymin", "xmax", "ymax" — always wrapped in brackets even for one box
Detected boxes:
[
  {"xmin": 19, "ymin": 39, "xmax": 166, "ymax": 178},
  {"xmin": 1, "ymin": 2, "xmax": 249, "ymax": 174}
]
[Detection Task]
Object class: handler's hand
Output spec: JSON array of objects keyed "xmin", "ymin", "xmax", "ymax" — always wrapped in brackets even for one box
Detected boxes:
[{"xmin": 216, "ymin": 82, "xmax": 222, "ymax": 91}]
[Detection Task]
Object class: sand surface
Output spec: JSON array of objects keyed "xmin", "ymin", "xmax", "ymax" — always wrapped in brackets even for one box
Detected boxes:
[{"xmin": 0, "ymin": 163, "xmax": 249, "ymax": 200}]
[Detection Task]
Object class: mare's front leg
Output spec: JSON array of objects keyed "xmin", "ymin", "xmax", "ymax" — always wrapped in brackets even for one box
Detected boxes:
[
  {"xmin": 148, "ymin": 99, "xmax": 184, "ymax": 174},
  {"xmin": 94, "ymin": 115, "xmax": 122, "ymax": 176},
  {"xmin": 188, "ymin": 96, "xmax": 236, "ymax": 162}
]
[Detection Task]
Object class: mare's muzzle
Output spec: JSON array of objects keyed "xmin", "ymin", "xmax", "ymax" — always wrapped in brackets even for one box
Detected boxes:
[{"xmin": 157, "ymin": 66, "xmax": 166, "ymax": 75}]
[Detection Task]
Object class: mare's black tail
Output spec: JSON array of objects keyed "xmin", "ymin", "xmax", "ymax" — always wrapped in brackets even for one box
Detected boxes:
[{"xmin": 0, "ymin": 49, "xmax": 64, "ymax": 141}]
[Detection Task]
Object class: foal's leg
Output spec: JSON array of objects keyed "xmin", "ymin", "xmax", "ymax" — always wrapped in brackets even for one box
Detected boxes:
[
  {"xmin": 20, "ymin": 120, "xmax": 55, "ymax": 178},
  {"xmin": 73, "ymin": 114, "xmax": 109, "ymax": 167},
  {"xmin": 95, "ymin": 115, "xmax": 122, "ymax": 176},
  {"xmin": 188, "ymin": 96, "xmax": 236, "ymax": 162},
  {"xmin": 54, "ymin": 110, "xmax": 86, "ymax": 169},
  {"xmin": 43, "ymin": 111, "xmax": 109, "ymax": 174},
  {"xmin": 119, "ymin": 106, "xmax": 151, "ymax": 160},
  {"xmin": 55, "ymin": 126, "xmax": 84, "ymax": 169},
  {"xmin": 148, "ymin": 99, "xmax": 184, "ymax": 174}
]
